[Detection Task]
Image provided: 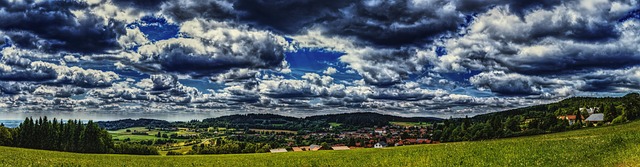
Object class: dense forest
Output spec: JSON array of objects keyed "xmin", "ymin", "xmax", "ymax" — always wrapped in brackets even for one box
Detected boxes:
[{"xmin": 0, "ymin": 117, "xmax": 158, "ymax": 155}]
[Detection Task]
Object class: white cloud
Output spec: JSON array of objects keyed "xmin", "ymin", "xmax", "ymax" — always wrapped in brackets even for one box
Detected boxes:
[{"xmin": 323, "ymin": 67, "xmax": 338, "ymax": 75}]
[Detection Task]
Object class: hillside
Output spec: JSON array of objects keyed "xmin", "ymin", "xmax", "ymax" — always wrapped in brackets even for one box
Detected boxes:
[
  {"xmin": 2, "ymin": 120, "xmax": 639, "ymax": 166},
  {"xmin": 474, "ymin": 93, "xmax": 640, "ymax": 121}
]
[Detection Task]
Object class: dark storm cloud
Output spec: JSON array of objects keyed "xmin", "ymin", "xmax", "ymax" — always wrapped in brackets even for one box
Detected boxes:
[
  {"xmin": 160, "ymin": 0, "xmax": 237, "ymax": 22},
  {"xmin": 111, "ymin": 0, "xmax": 166, "ymax": 10},
  {"xmin": 231, "ymin": 0, "xmax": 582, "ymax": 46},
  {"xmin": 233, "ymin": 0, "xmax": 353, "ymax": 33},
  {"xmin": 455, "ymin": 0, "xmax": 565, "ymax": 15},
  {"xmin": 0, "ymin": 0, "xmax": 124, "ymax": 54},
  {"xmin": 576, "ymin": 67, "xmax": 640, "ymax": 92}
]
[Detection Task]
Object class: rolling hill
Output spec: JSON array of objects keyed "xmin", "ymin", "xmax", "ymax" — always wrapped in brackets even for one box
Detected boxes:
[{"xmin": 1, "ymin": 120, "xmax": 639, "ymax": 166}]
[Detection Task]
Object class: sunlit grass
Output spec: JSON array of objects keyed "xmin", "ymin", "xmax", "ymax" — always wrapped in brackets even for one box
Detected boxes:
[{"xmin": 1, "ymin": 121, "xmax": 640, "ymax": 167}]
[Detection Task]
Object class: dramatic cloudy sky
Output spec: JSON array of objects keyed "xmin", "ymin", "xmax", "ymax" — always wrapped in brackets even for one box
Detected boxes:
[{"xmin": 1, "ymin": 0, "xmax": 640, "ymax": 119}]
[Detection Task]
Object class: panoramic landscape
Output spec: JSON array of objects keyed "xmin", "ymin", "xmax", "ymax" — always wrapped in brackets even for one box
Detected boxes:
[{"xmin": 1, "ymin": 0, "xmax": 640, "ymax": 166}]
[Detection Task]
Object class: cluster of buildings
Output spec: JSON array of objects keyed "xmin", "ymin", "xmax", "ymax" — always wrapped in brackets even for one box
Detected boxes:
[
  {"xmin": 270, "ymin": 145, "xmax": 350, "ymax": 153},
  {"xmin": 269, "ymin": 124, "xmax": 440, "ymax": 153},
  {"xmin": 557, "ymin": 107, "xmax": 605, "ymax": 125}
]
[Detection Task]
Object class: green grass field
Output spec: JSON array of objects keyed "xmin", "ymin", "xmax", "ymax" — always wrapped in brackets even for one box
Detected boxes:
[
  {"xmin": 108, "ymin": 127, "xmax": 193, "ymax": 141},
  {"xmin": 2, "ymin": 121, "xmax": 640, "ymax": 167},
  {"xmin": 390, "ymin": 121, "xmax": 432, "ymax": 127}
]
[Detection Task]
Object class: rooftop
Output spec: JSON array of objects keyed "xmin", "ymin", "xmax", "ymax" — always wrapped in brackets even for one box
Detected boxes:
[{"xmin": 585, "ymin": 113, "xmax": 604, "ymax": 122}]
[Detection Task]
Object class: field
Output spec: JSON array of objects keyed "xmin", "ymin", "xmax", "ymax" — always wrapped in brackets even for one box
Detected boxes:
[
  {"xmin": 250, "ymin": 129, "xmax": 298, "ymax": 134},
  {"xmin": 2, "ymin": 121, "xmax": 640, "ymax": 166},
  {"xmin": 390, "ymin": 121, "xmax": 432, "ymax": 127},
  {"xmin": 108, "ymin": 127, "xmax": 193, "ymax": 141}
]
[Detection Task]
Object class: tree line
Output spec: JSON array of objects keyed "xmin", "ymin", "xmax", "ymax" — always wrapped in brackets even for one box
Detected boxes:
[{"xmin": 0, "ymin": 117, "xmax": 158, "ymax": 155}]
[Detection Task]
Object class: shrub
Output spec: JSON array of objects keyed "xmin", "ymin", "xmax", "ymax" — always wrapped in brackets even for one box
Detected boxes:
[
  {"xmin": 114, "ymin": 143, "xmax": 159, "ymax": 155},
  {"xmin": 612, "ymin": 115, "xmax": 628, "ymax": 124},
  {"xmin": 166, "ymin": 151, "xmax": 183, "ymax": 156}
]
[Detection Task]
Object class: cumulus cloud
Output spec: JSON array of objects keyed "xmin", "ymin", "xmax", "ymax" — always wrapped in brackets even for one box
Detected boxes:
[
  {"xmin": 437, "ymin": 1, "xmax": 640, "ymax": 74},
  {"xmin": 132, "ymin": 19, "xmax": 289, "ymax": 76},
  {"xmin": 0, "ymin": 47, "xmax": 120, "ymax": 87},
  {"xmin": 323, "ymin": 67, "xmax": 338, "ymax": 75},
  {"xmin": 292, "ymin": 29, "xmax": 438, "ymax": 86},
  {"xmin": 0, "ymin": 0, "xmax": 125, "ymax": 54},
  {"xmin": 258, "ymin": 78, "xmax": 345, "ymax": 98},
  {"xmin": 469, "ymin": 71, "xmax": 577, "ymax": 96},
  {"xmin": 211, "ymin": 68, "xmax": 259, "ymax": 83}
]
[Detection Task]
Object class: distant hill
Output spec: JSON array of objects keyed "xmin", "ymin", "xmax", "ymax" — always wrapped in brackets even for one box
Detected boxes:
[
  {"xmin": 306, "ymin": 112, "xmax": 443, "ymax": 127},
  {"xmin": 99, "ymin": 112, "xmax": 443, "ymax": 130},
  {"xmin": 473, "ymin": 93, "xmax": 640, "ymax": 121},
  {"xmin": 97, "ymin": 118, "xmax": 171, "ymax": 130}
]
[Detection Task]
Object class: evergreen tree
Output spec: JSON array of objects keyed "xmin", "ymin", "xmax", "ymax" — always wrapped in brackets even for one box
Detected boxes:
[{"xmin": 0, "ymin": 126, "xmax": 12, "ymax": 146}]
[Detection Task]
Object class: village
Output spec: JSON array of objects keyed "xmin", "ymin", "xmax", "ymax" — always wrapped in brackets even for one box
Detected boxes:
[{"xmin": 266, "ymin": 124, "xmax": 442, "ymax": 153}]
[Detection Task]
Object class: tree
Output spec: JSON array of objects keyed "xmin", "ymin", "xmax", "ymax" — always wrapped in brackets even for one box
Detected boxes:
[
  {"xmin": 574, "ymin": 110, "xmax": 583, "ymax": 124},
  {"xmin": 321, "ymin": 142, "xmax": 331, "ymax": 150},
  {"xmin": 0, "ymin": 126, "xmax": 12, "ymax": 146},
  {"xmin": 604, "ymin": 104, "xmax": 618, "ymax": 121},
  {"xmin": 505, "ymin": 116, "xmax": 521, "ymax": 133}
]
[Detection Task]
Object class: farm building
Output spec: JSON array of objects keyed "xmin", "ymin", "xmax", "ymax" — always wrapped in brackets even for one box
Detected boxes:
[
  {"xmin": 331, "ymin": 146, "xmax": 350, "ymax": 150},
  {"xmin": 292, "ymin": 147, "xmax": 303, "ymax": 152},
  {"xmin": 309, "ymin": 144, "xmax": 322, "ymax": 151},
  {"xmin": 557, "ymin": 115, "xmax": 584, "ymax": 125},
  {"xmin": 269, "ymin": 148, "xmax": 288, "ymax": 153},
  {"xmin": 585, "ymin": 113, "xmax": 605, "ymax": 124}
]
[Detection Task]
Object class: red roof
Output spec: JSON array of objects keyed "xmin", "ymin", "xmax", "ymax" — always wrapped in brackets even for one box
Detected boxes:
[
  {"xmin": 558, "ymin": 115, "xmax": 584, "ymax": 120},
  {"xmin": 406, "ymin": 139, "xmax": 417, "ymax": 144}
]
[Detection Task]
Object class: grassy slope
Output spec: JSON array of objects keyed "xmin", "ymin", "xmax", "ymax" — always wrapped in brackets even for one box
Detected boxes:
[{"xmin": 2, "ymin": 121, "xmax": 640, "ymax": 167}]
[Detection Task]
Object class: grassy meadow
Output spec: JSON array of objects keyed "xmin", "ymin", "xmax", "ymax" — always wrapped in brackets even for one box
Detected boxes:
[{"xmin": 1, "ymin": 121, "xmax": 640, "ymax": 167}]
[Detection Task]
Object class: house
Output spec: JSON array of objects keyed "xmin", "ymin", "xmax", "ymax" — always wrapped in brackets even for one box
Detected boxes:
[
  {"xmin": 557, "ymin": 115, "xmax": 584, "ymax": 125},
  {"xmin": 417, "ymin": 138, "xmax": 431, "ymax": 144},
  {"xmin": 309, "ymin": 144, "xmax": 322, "ymax": 151},
  {"xmin": 375, "ymin": 128, "xmax": 386, "ymax": 134},
  {"xmin": 292, "ymin": 147, "xmax": 303, "ymax": 152},
  {"xmin": 374, "ymin": 141, "xmax": 387, "ymax": 148},
  {"xmin": 405, "ymin": 139, "xmax": 417, "ymax": 145},
  {"xmin": 395, "ymin": 140, "xmax": 404, "ymax": 146},
  {"xmin": 331, "ymin": 146, "xmax": 350, "ymax": 150},
  {"xmin": 269, "ymin": 148, "xmax": 288, "ymax": 153},
  {"xmin": 580, "ymin": 107, "xmax": 599, "ymax": 114},
  {"xmin": 585, "ymin": 113, "xmax": 605, "ymax": 124}
]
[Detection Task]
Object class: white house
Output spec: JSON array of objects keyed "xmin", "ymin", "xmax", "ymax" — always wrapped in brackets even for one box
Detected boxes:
[
  {"xmin": 374, "ymin": 128, "xmax": 386, "ymax": 134},
  {"xmin": 374, "ymin": 142, "xmax": 387, "ymax": 148},
  {"xmin": 580, "ymin": 107, "xmax": 599, "ymax": 114}
]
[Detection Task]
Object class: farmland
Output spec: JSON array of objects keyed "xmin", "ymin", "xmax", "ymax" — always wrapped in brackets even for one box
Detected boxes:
[
  {"xmin": 1, "ymin": 120, "xmax": 639, "ymax": 166},
  {"xmin": 108, "ymin": 127, "xmax": 192, "ymax": 141}
]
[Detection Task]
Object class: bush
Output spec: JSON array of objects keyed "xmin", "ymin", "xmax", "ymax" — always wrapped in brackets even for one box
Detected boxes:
[
  {"xmin": 166, "ymin": 151, "xmax": 183, "ymax": 156},
  {"xmin": 114, "ymin": 143, "xmax": 159, "ymax": 155},
  {"xmin": 612, "ymin": 115, "xmax": 628, "ymax": 124}
]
